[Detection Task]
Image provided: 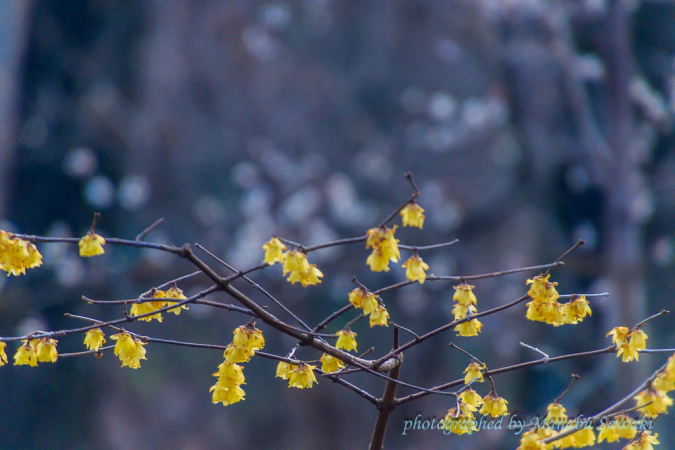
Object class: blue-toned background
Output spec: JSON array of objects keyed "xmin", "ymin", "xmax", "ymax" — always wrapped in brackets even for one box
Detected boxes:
[{"xmin": 1, "ymin": 1, "xmax": 674, "ymax": 448}]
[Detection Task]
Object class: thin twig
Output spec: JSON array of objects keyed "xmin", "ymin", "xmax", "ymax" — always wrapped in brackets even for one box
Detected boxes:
[
  {"xmin": 136, "ymin": 218, "xmax": 165, "ymax": 241},
  {"xmin": 376, "ymin": 172, "xmax": 420, "ymax": 228},
  {"xmin": 631, "ymin": 310, "xmax": 669, "ymax": 332},
  {"xmin": 520, "ymin": 342, "xmax": 550, "ymax": 363}
]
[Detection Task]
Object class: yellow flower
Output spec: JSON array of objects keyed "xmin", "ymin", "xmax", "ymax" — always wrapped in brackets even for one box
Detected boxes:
[
  {"xmin": 35, "ymin": 338, "xmax": 58, "ymax": 363},
  {"xmin": 635, "ymin": 388, "xmax": 672, "ymax": 417},
  {"xmin": 83, "ymin": 328, "xmax": 106, "ymax": 351},
  {"xmin": 262, "ymin": 237, "xmax": 286, "ymax": 265},
  {"xmin": 624, "ymin": 329, "xmax": 648, "ymax": 362},
  {"xmin": 570, "ymin": 424, "xmax": 595, "ymax": 447},
  {"xmin": 653, "ymin": 372, "xmax": 675, "ymax": 393},
  {"xmin": 536, "ymin": 427, "xmax": 558, "ymax": 448},
  {"xmin": 130, "ymin": 296, "xmax": 166, "ymax": 323},
  {"xmin": 165, "ymin": 286, "xmax": 189, "ymax": 315},
  {"xmin": 13, "ymin": 340, "xmax": 38, "ymax": 366},
  {"xmin": 320, "ymin": 353, "xmax": 345, "ymax": 374},
  {"xmin": 546, "ymin": 402, "xmax": 568, "ymax": 426},
  {"xmin": 214, "ymin": 361, "xmax": 246, "ymax": 387},
  {"xmin": 0, "ymin": 232, "xmax": 43, "ymax": 276},
  {"xmin": 443, "ymin": 407, "xmax": 478, "ymax": 435},
  {"xmin": 597, "ymin": 414, "xmax": 637, "ymax": 442},
  {"xmin": 454, "ymin": 319, "xmax": 483, "ymax": 337},
  {"xmin": 210, "ymin": 384, "xmax": 246, "ymax": 406},
  {"xmin": 365, "ymin": 226, "xmax": 400, "ymax": 272},
  {"xmin": 568, "ymin": 295, "xmax": 592, "ymax": 322},
  {"xmin": 370, "ymin": 304, "xmax": 390, "ymax": 327},
  {"xmin": 402, "ymin": 255, "xmax": 430, "ymax": 284},
  {"xmin": 232, "ymin": 325, "xmax": 265, "ymax": 356},
  {"xmin": 275, "ymin": 361, "xmax": 296, "ymax": 380},
  {"xmin": 607, "ymin": 326, "xmax": 630, "ymax": 347},
  {"xmin": 335, "ymin": 329, "xmax": 358, "ymax": 352},
  {"xmin": 463, "ymin": 361, "xmax": 485, "ymax": 384},
  {"xmin": 526, "ymin": 274, "xmax": 559, "ymax": 303},
  {"xmin": 452, "ymin": 303, "xmax": 477, "ymax": 320},
  {"xmin": 282, "ymin": 250, "xmax": 322, "ymax": 286},
  {"xmin": 624, "ymin": 431, "xmax": 659, "ymax": 450},
  {"xmin": 556, "ymin": 428, "xmax": 576, "ymax": 448},
  {"xmin": 400, "ymin": 203, "xmax": 425, "ymax": 228},
  {"xmin": 479, "ymin": 393, "xmax": 509, "ymax": 417},
  {"xmin": 0, "ymin": 341, "xmax": 7, "ymax": 366},
  {"xmin": 78, "ymin": 232, "xmax": 106, "ymax": 257},
  {"xmin": 453, "ymin": 284, "xmax": 477, "ymax": 306},
  {"xmin": 224, "ymin": 343, "xmax": 251, "ymax": 364},
  {"xmin": 288, "ymin": 364, "xmax": 318, "ymax": 389},
  {"xmin": 348, "ymin": 288, "xmax": 365, "ymax": 308},
  {"xmin": 518, "ymin": 431, "xmax": 548, "ymax": 450},
  {"xmin": 111, "ymin": 332, "xmax": 147, "ymax": 369},
  {"xmin": 349, "ymin": 287, "xmax": 380, "ymax": 316},
  {"xmin": 458, "ymin": 388, "xmax": 483, "ymax": 412}
]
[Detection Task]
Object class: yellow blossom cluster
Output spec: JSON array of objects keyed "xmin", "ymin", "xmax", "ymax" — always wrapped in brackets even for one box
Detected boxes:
[
  {"xmin": 634, "ymin": 359, "xmax": 674, "ymax": 418},
  {"xmin": 443, "ymin": 404, "xmax": 478, "ymax": 435},
  {"xmin": 130, "ymin": 286, "xmax": 189, "ymax": 323},
  {"xmin": 607, "ymin": 326, "xmax": 648, "ymax": 363},
  {"xmin": 83, "ymin": 328, "xmax": 106, "ymax": 351},
  {"xmin": 261, "ymin": 239, "xmax": 323, "ymax": 286},
  {"xmin": 78, "ymin": 232, "xmax": 106, "ymax": 257},
  {"xmin": 110, "ymin": 331, "xmax": 146, "ymax": 368},
  {"xmin": 347, "ymin": 288, "xmax": 389, "ymax": 327},
  {"xmin": 275, "ymin": 361, "xmax": 318, "ymax": 389},
  {"xmin": 463, "ymin": 360, "xmax": 485, "ymax": 385},
  {"xmin": 623, "ymin": 431, "xmax": 660, "ymax": 450},
  {"xmin": 262, "ymin": 237, "xmax": 286, "ymax": 265},
  {"xmin": 402, "ymin": 255, "xmax": 430, "ymax": 284},
  {"xmin": 0, "ymin": 230, "xmax": 42, "ymax": 276},
  {"xmin": 335, "ymin": 329, "xmax": 358, "ymax": 352},
  {"xmin": 525, "ymin": 275, "xmax": 592, "ymax": 326},
  {"xmin": 452, "ymin": 284, "xmax": 483, "ymax": 337},
  {"xmin": 400, "ymin": 203, "xmax": 425, "ymax": 228},
  {"xmin": 479, "ymin": 392, "xmax": 509, "ymax": 417},
  {"xmin": 518, "ymin": 430, "xmax": 547, "ymax": 450},
  {"xmin": 212, "ymin": 324, "xmax": 265, "ymax": 406},
  {"xmin": 597, "ymin": 414, "xmax": 638, "ymax": 443},
  {"xmin": 365, "ymin": 226, "xmax": 400, "ymax": 272},
  {"xmin": 13, "ymin": 338, "xmax": 58, "ymax": 366}
]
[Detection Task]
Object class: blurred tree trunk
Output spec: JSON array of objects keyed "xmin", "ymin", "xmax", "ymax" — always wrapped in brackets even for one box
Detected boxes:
[{"xmin": 0, "ymin": 0, "xmax": 31, "ymax": 219}]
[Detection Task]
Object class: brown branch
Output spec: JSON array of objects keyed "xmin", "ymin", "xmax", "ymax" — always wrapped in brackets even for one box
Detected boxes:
[
  {"xmin": 376, "ymin": 172, "xmax": 420, "ymax": 228},
  {"xmin": 135, "ymin": 217, "xmax": 165, "ymax": 241},
  {"xmin": 369, "ymin": 328, "xmax": 401, "ymax": 450}
]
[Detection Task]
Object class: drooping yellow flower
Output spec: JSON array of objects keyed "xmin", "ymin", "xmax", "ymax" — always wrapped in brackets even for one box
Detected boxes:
[
  {"xmin": 623, "ymin": 431, "xmax": 659, "ymax": 450},
  {"xmin": 452, "ymin": 303, "xmax": 477, "ymax": 320},
  {"xmin": 443, "ymin": 407, "xmax": 478, "ymax": 435},
  {"xmin": 288, "ymin": 364, "xmax": 318, "ymax": 389},
  {"xmin": 458, "ymin": 388, "xmax": 483, "ymax": 412},
  {"xmin": 130, "ymin": 295, "xmax": 166, "ymax": 323},
  {"xmin": 275, "ymin": 361, "xmax": 296, "ymax": 380},
  {"xmin": 454, "ymin": 319, "xmax": 483, "ymax": 337},
  {"xmin": 370, "ymin": 304, "xmax": 390, "ymax": 327},
  {"xmin": 348, "ymin": 288, "xmax": 365, "ymax": 308},
  {"xmin": 526, "ymin": 274, "xmax": 559, "ymax": 303},
  {"xmin": 210, "ymin": 384, "xmax": 246, "ymax": 406},
  {"xmin": 653, "ymin": 372, "xmax": 675, "ymax": 393},
  {"xmin": 78, "ymin": 232, "xmax": 106, "ymax": 257},
  {"xmin": 463, "ymin": 361, "xmax": 485, "ymax": 384},
  {"xmin": 546, "ymin": 402, "xmax": 568, "ymax": 426},
  {"xmin": 479, "ymin": 393, "xmax": 509, "ymax": 417},
  {"xmin": 224, "ymin": 343, "xmax": 251, "ymax": 364},
  {"xmin": 597, "ymin": 414, "xmax": 637, "ymax": 442},
  {"xmin": 400, "ymin": 203, "xmax": 425, "ymax": 228},
  {"xmin": 607, "ymin": 326, "xmax": 630, "ymax": 348},
  {"xmin": 0, "ymin": 341, "xmax": 7, "ymax": 366},
  {"xmin": 35, "ymin": 338, "xmax": 58, "ymax": 363},
  {"xmin": 0, "ymin": 231, "xmax": 43, "ymax": 276},
  {"xmin": 335, "ymin": 329, "xmax": 358, "ymax": 352},
  {"xmin": 214, "ymin": 361, "xmax": 246, "ymax": 387},
  {"xmin": 518, "ymin": 431, "xmax": 548, "ymax": 450},
  {"xmin": 83, "ymin": 328, "xmax": 106, "ymax": 351},
  {"xmin": 402, "ymin": 255, "xmax": 430, "ymax": 284},
  {"xmin": 568, "ymin": 295, "xmax": 592, "ymax": 322},
  {"xmin": 111, "ymin": 332, "xmax": 146, "ymax": 369},
  {"xmin": 556, "ymin": 428, "xmax": 576, "ymax": 448},
  {"xmin": 262, "ymin": 237, "xmax": 287, "ymax": 265},
  {"xmin": 13, "ymin": 340, "xmax": 38, "ymax": 367},
  {"xmin": 282, "ymin": 250, "xmax": 323, "ymax": 286},
  {"xmin": 232, "ymin": 325, "xmax": 265, "ymax": 356},
  {"xmin": 570, "ymin": 424, "xmax": 595, "ymax": 447},
  {"xmin": 624, "ymin": 329, "xmax": 648, "ymax": 362},
  {"xmin": 635, "ymin": 388, "xmax": 672, "ymax": 418},
  {"xmin": 453, "ymin": 284, "xmax": 477, "ymax": 306},
  {"xmin": 536, "ymin": 427, "xmax": 558, "ymax": 448},
  {"xmin": 165, "ymin": 286, "xmax": 189, "ymax": 315},
  {"xmin": 320, "ymin": 353, "xmax": 345, "ymax": 374},
  {"xmin": 365, "ymin": 226, "xmax": 400, "ymax": 272}
]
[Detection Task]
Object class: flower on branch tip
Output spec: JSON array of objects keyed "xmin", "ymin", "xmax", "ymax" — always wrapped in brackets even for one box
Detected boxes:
[
  {"xmin": 400, "ymin": 203, "xmax": 425, "ymax": 228},
  {"xmin": 442, "ymin": 407, "xmax": 478, "ymax": 435},
  {"xmin": 624, "ymin": 329, "xmax": 648, "ymax": 362},
  {"xmin": 454, "ymin": 319, "xmax": 483, "ymax": 337},
  {"xmin": 567, "ymin": 295, "xmax": 592, "ymax": 323},
  {"xmin": 623, "ymin": 431, "xmax": 659, "ymax": 450},
  {"xmin": 479, "ymin": 393, "xmax": 509, "ymax": 417},
  {"xmin": 262, "ymin": 237, "xmax": 286, "ymax": 265},
  {"xmin": 13, "ymin": 340, "xmax": 38, "ymax": 367},
  {"xmin": 0, "ymin": 341, "xmax": 7, "ymax": 366},
  {"xmin": 35, "ymin": 338, "xmax": 58, "ymax": 363},
  {"xmin": 370, "ymin": 304, "xmax": 390, "ymax": 327},
  {"xmin": 453, "ymin": 284, "xmax": 477, "ymax": 307},
  {"xmin": 165, "ymin": 286, "xmax": 189, "ymax": 315},
  {"xmin": 402, "ymin": 255, "xmax": 430, "ymax": 284},
  {"xmin": 545, "ymin": 402, "xmax": 568, "ymax": 426},
  {"xmin": 458, "ymin": 388, "xmax": 483, "ymax": 412},
  {"xmin": 288, "ymin": 364, "xmax": 318, "ymax": 389},
  {"xmin": 84, "ymin": 328, "xmax": 106, "ymax": 351},
  {"xmin": 0, "ymin": 231, "xmax": 43, "ymax": 276},
  {"xmin": 282, "ymin": 250, "xmax": 323, "ymax": 287},
  {"xmin": 320, "ymin": 353, "xmax": 345, "ymax": 374},
  {"xmin": 111, "ymin": 332, "xmax": 147, "ymax": 369},
  {"xmin": 78, "ymin": 232, "xmax": 105, "ymax": 257},
  {"xmin": 634, "ymin": 388, "xmax": 672, "ymax": 418},
  {"xmin": 335, "ymin": 329, "xmax": 358, "ymax": 352},
  {"xmin": 365, "ymin": 226, "xmax": 400, "ymax": 272},
  {"xmin": 517, "ymin": 431, "xmax": 547, "ymax": 450},
  {"xmin": 232, "ymin": 324, "xmax": 265, "ymax": 357},
  {"xmin": 275, "ymin": 361, "xmax": 296, "ymax": 380},
  {"xmin": 463, "ymin": 361, "xmax": 485, "ymax": 385}
]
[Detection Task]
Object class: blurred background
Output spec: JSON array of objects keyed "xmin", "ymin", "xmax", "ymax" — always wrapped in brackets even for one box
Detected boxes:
[{"xmin": 0, "ymin": 0, "xmax": 674, "ymax": 448}]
